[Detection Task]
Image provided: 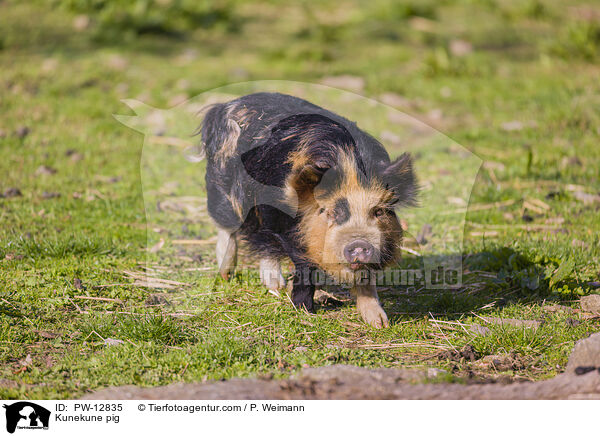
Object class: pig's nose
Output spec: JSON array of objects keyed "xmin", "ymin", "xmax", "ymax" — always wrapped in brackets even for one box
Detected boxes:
[{"xmin": 344, "ymin": 240, "xmax": 374, "ymax": 265}]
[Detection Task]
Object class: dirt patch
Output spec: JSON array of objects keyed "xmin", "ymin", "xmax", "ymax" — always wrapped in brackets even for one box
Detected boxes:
[
  {"xmin": 82, "ymin": 333, "xmax": 600, "ymax": 400},
  {"xmin": 82, "ymin": 365, "xmax": 600, "ymax": 400},
  {"xmin": 438, "ymin": 345, "xmax": 480, "ymax": 362}
]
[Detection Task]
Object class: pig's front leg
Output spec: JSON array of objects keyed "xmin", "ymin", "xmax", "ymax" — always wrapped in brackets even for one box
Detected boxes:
[
  {"xmin": 291, "ymin": 262, "xmax": 316, "ymax": 313},
  {"xmin": 354, "ymin": 284, "xmax": 389, "ymax": 328}
]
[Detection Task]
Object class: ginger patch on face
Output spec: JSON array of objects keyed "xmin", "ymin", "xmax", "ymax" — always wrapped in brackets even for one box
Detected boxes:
[{"xmin": 300, "ymin": 170, "xmax": 402, "ymax": 277}]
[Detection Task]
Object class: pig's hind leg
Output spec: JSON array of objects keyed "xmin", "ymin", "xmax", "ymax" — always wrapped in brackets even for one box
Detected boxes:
[{"xmin": 216, "ymin": 228, "xmax": 237, "ymax": 280}]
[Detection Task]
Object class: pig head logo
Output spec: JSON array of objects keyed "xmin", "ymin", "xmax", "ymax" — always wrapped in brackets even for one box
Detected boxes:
[{"xmin": 3, "ymin": 402, "xmax": 50, "ymax": 433}]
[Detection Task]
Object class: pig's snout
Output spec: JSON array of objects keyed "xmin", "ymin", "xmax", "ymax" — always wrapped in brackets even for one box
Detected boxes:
[{"xmin": 344, "ymin": 240, "xmax": 374, "ymax": 268}]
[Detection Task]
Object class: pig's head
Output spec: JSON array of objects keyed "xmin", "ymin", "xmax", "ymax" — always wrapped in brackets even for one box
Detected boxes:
[{"xmin": 284, "ymin": 120, "xmax": 417, "ymax": 280}]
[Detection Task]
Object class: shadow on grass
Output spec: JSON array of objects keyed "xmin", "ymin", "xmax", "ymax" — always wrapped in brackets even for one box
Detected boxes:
[
  {"xmin": 382, "ymin": 247, "xmax": 560, "ymax": 323},
  {"xmin": 308, "ymin": 247, "xmax": 559, "ymax": 323}
]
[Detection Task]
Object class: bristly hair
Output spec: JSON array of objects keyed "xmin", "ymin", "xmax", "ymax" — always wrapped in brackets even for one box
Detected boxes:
[
  {"xmin": 376, "ymin": 152, "xmax": 418, "ymax": 209},
  {"xmin": 241, "ymin": 113, "xmax": 365, "ymax": 189}
]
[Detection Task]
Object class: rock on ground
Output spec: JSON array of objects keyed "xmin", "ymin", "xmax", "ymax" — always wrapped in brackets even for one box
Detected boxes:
[
  {"xmin": 566, "ymin": 332, "xmax": 600, "ymax": 374},
  {"xmin": 581, "ymin": 295, "xmax": 600, "ymax": 314}
]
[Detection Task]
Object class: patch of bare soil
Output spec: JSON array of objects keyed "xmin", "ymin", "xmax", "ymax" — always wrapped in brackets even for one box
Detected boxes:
[{"xmin": 83, "ymin": 333, "xmax": 600, "ymax": 400}]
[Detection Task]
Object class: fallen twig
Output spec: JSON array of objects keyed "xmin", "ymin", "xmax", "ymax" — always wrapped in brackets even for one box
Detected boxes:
[{"xmin": 74, "ymin": 296, "xmax": 124, "ymax": 304}]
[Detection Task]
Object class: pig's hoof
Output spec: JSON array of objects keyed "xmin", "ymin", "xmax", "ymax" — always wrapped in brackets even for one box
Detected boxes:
[{"xmin": 357, "ymin": 299, "xmax": 389, "ymax": 329}]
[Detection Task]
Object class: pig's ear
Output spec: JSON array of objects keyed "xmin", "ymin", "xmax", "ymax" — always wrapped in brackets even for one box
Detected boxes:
[
  {"xmin": 380, "ymin": 153, "xmax": 418, "ymax": 207},
  {"xmin": 292, "ymin": 163, "xmax": 327, "ymax": 195},
  {"xmin": 290, "ymin": 159, "xmax": 343, "ymax": 205}
]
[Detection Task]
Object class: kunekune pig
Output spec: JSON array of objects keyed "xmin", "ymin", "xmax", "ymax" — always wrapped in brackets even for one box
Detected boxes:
[{"xmin": 201, "ymin": 92, "xmax": 417, "ymax": 327}]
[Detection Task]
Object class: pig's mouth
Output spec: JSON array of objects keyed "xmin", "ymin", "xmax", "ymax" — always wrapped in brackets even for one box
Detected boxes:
[
  {"xmin": 349, "ymin": 262, "xmax": 369, "ymax": 271},
  {"xmin": 348, "ymin": 259, "xmax": 382, "ymax": 271}
]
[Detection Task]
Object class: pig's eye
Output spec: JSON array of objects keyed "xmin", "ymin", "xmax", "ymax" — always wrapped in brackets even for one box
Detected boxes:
[{"xmin": 373, "ymin": 207, "xmax": 386, "ymax": 218}]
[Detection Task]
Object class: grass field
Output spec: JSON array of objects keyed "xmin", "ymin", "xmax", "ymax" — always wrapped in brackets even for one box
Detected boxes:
[{"xmin": 1, "ymin": 0, "xmax": 599, "ymax": 399}]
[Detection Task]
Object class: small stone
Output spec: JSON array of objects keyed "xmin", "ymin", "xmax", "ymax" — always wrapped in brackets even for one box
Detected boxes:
[
  {"xmin": 449, "ymin": 39, "xmax": 472, "ymax": 57},
  {"xmin": 501, "ymin": 120, "xmax": 524, "ymax": 131},
  {"xmin": 573, "ymin": 191, "xmax": 600, "ymax": 204},
  {"xmin": 176, "ymin": 48, "xmax": 198, "ymax": 64},
  {"xmin": 168, "ymin": 93, "xmax": 189, "ymax": 107},
  {"xmin": 107, "ymin": 54, "xmax": 128, "ymax": 71},
  {"xmin": 73, "ymin": 15, "xmax": 90, "ymax": 31},
  {"xmin": 146, "ymin": 110, "xmax": 166, "ymax": 136},
  {"xmin": 379, "ymin": 92, "xmax": 411, "ymax": 108},
  {"xmin": 2, "ymin": 187, "xmax": 22, "ymax": 198},
  {"xmin": 175, "ymin": 79, "xmax": 191, "ymax": 90},
  {"xmin": 380, "ymin": 130, "xmax": 401, "ymax": 145},
  {"xmin": 15, "ymin": 126, "xmax": 30, "ymax": 138},
  {"xmin": 542, "ymin": 304, "xmax": 573, "ymax": 313},
  {"xmin": 581, "ymin": 295, "xmax": 600, "ymax": 314},
  {"xmin": 440, "ymin": 86, "xmax": 452, "ymax": 98},
  {"xmin": 409, "ymin": 16, "xmax": 436, "ymax": 32},
  {"xmin": 566, "ymin": 332, "xmax": 600, "ymax": 374},
  {"xmin": 320, "ymin": 75, "xmax": 365, "ymax": 93},
  {"xmin": 66, "ymin": 150, "xmax": 84, "ymax": 162},
  {"xmin": 41, "ymin": 58, "xmax": 58, "ymax": 73},
  {"xmin": 561, "ymin": 156, "xmax": 582, "ymax": 167},
  {"xmin": 35, "ymin": 165, "xmax": 57, "ymax": 176},
  {"xmin": 41, "ymin": 191, "xmax": 61, "ymax": 199},
  {"xmin": 228, "ymin": 67, "xmax": 249, "ymax": 80},
  {"xmin": 116, "ymin": 82, "xmax": 129, "ymax": 96},
  {"xmin": 447, "ymin": 196, "xmax": 467, "ymax": 206},
  {"xmin": 427, "ymin": 108, "xmax": 443, "ymax": 122}
]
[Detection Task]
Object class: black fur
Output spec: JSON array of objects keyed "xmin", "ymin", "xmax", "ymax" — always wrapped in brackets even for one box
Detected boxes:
[
  {"xmin": 333, "ymin": 198, "xmax": 351, "ymax": 225},
  {"xmin": 202, "ymin": 92, "xmax": 416, "ymax": 312}
]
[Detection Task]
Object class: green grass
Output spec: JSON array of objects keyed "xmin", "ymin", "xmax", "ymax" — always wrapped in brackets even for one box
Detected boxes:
[{"xmin": 1, "ymin": 0, "xmax": 599, "ymax": 399}]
